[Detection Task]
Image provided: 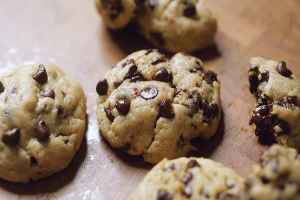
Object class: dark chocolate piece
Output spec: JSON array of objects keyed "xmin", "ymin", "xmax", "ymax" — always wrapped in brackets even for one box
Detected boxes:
[
  {"xmin": 33, "ymin": 64, "xmax": 48, "ymax": 83},
  {"xmin": 153, "ymin": 68, "xmax": 169, "ymax": 82},
  {"xmin": 115, "ymin": 99, "xmax": 131, "ymax": 115},
  {"xmin": 105, "ymin": 108, "xmax": 115, "ymax": 122},
  {"xmin": 159, "ymin": 99, "xmax": 174, "ymax": 119},
  {"xmin": 140, "ymin": 86, "xmax": 158, "ymax": 100},
  {"xmin": 186, "ymin": 159, "xmax": 200, "ymax": 169},
  {"xmin": 0, "ymin": 81, "xmax": 4, "ymax": 93},
  {"xmin": 2, "ymin": 128, "xmax": 20, "ymax": 146},
  {"xmin": 41, "ymin": 89, "xmax": 55, "ymax": 99},
  {"xmin": 157, "ymin": 190, "xmax": 173, "ymax": 200},
  {"xmin": 276, "ymin": 61, "xmax": 292, "ymax": 77},
  {"xmin": 96, "ymin": 79, "xmax": 109, "ymax": 95},
  {"xmin": 36, "ymin": 121, "xmax": 50, "ymax": 142},
  {"xmin": 183, "ymin": 1, "xmax": 196, "ymax": 18},
  {"xmin": 151, "ymin": 58, "xmax": 167, "ymax": 65}
]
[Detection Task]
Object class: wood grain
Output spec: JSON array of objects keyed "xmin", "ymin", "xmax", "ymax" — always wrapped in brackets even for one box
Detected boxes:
[{"xmin": 0, "ymin": 0, "xmax": 299, "ymax": 199}]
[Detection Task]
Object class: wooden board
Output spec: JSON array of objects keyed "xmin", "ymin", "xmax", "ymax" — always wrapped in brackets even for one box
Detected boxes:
[{"xmin": 0, "ymin": 0, "xmax": 299, "ymax": 199}]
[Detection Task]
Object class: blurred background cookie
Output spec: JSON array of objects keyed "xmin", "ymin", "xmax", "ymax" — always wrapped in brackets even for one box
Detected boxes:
[{"xmin": 0, "ymin": 64, "xmax": 87, "ymax": 182}]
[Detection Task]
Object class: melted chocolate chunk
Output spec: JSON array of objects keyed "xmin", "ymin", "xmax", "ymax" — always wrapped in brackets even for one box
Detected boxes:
[
  {"xmin": 131, "ymin": 70, "xmax": 145, "ymax": 82},
  {"xmin": 105, "ymin": 108, "xmax": 115, "ymax": 122},
  {"xmin": 202, "ymin": 101, "xmax": 218, "ymax": 119},
  {"xmin": 140, "ymin": 86, "xmax": 158, "ymax": 100},
  {"xmin": 276, "ymin": 61, "xmax": 292, "ymax": 77},
  {"xmin": 0, "ymin": 81, "xmax": 4, "ymax": 93},
  {"xmin": 165, "ymin": 163, "xmax": 175, "ymax": 172},
  {"xmin": 125, "ymin": 65, "xmax": 138, "ymax": 80},
  {"xmin": 41, "ymin": 89, "xmax": 55, "ymax": 99},
  {"xmin": 282, "ymin": 96, "xmax": 297, "ymax": 105},
  {"xmin": 153, "ymin": 68, "xmax": 169, "ymax": 82},
  {"xmin": 159, "ymin": 99, "xmax": 174, "ymax": 119},
  {"xmin": 174, "ymin": 87, "xmax": 187, "ymax": 96},
  {"xmin": 183, "ymin": 1, "xmax": 196, "ymax": 18},
  {"xmin": 115, "ymin": 99, "xmax": 131, "ymax": 115},
  {"xmin": 56, "ymin": 105, "xmax": 63, "ymax": 116},
  {"xmin": 102, "ymin": 0, "xmax": 124, "ymax": 20},
  {"xmin": 181, "ymin": 172, "xmax": 193, "ymax": 184},
  {"xmin": 122, "ymin": 59, "xmax": 135, "ymax": 68},
  {"xmin": 150, "ymin": 31, "xmax": 164, "ymax": 45},
  {"xmin": 33, "ymin": 64, "xmax": 48, "ymax": 83},
  {"xmin": 96, "ymin": 79, "xmax": 109, "ymax": 95},
  {"xmin": 186, "ymin": 159, "xmax": 200, "ymax": 169},
  {"xmin": 36, "ymin": 121, "xmax": 50, "ymax": 142},
  {"xmin": 113, "ymin": 81, "xmax": 122, "ymax": 88},
  {"xmin": 148, "ymin": 0, "xmax": 159, "ymax": 9},
  {"xmin": 182, "ymin": 185, "xmax": 192, "ymax": 198},
  {"xmin": 249, "ymin": 64, "xmax": 259, "ymax": 73},
  {"xmin": 151, "ymin": 57, "xmax": 167, "ymax": 65},
  {"xmin": 157, "ymin": 190, "xmax": 172, "ymax": 200},
  {"xmin": 188, "ymin": 90, "xmax": 202, "ymax": 111},
  {"xmin": 2, "ymin": 128, "xmax": 20, "ymax": 146},
  {"xmin": 261, "ymin": 71, "xmax": 269, "ymax": 82},
  {"xmin": 249, "ymin": 105, "xmax": 269, "ymax": 127},
  {"xmin": 120, "ymin": 143, "xmax": 131, "ymax": 151},
  {"xmin": 201, "ymin": 70, "xmax": 218, "ymax": 84},
  {"xmin": 249, "ymin": 75, "xmax": 259, "ymax": 94},
  {"xmin": 145, "ymin": 49, "xmax": 158, "ymax": 55}
]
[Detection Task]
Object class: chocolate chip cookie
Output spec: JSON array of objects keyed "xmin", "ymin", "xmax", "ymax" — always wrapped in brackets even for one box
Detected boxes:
[
  {"xmin": 95, "ymin": 0, "xmax": 136, "ymax": 29},
  {"xmin": 0, "ymin": 64, "xmax": 87, "ymax": 182},
  {"xmin": 244, "ymin": 145, "xmax": 300, "ymax": 200},
  {"xmin": 134, "ymin": 0, "xmax": 217, "ymax": 53},
  {"xmin": 131, "ymin": 157, "xmax": 246, "ymax": 200},
  {"xmin": 248, "ymin": 57, "xmax": 300, "ymax": 149},
  {"xmin": 96, "ymin": 49, "xmax": 221, "ymax": 164}
]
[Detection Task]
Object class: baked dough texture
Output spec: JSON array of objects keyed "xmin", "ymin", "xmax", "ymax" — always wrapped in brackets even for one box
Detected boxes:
[
  {"xmin": 96, "ymin": 49, "xmax": 221, "ymax": 164},
  {"xmin": 248, "ymin": 57, "xmax": 300, "ymax": 149},
  {"xmin": 0, "ymin": 64, "xmax": 87, "ymax": 182}
]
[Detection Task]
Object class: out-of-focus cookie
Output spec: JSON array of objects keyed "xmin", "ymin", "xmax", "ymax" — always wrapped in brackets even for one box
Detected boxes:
[
  {"xmin": 96, "ymin": 49, "xmax": 221, "ymax": 163},
  {"xmin": 0, "ymin": 64, "xmax": 87, "ymax": 182},
  {"xmin": 248, "ymin": 57, "xmax": 300, "ymax": 149},
  {"xmin": 244, "ymin": 145, "xmax": 300, "ymax": 200},
  {"xmin": 131, "ymin": 157, "xmax": 246, "ymax": 200},
  {"xmin": 95, "ymin": 0, "xmax": 137, "ymax": 29},
  {"xmin": 134, "ymin": 0, "xmax": 217, "ymax": 53}
]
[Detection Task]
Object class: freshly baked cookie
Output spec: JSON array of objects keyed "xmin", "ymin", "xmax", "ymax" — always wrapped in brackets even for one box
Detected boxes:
[
  {"xmin": 0, "ymin": 64, "xmax": 86, "ymax": 182},
  {"xmin": 96, "ymin": 49, "xmax": 221, "ymax": 163},
  {"xmin": 248, "ymin": 57, "xmax": 300, "ymax": 149},
  {"xmin": 244, "ymin": 145, "xmax": 300, "ymax": 200},
  {"xmin": 134, "ymin": 0, "xmax": 217, "ymax": 53},
  {"xmin": 131, "ymin": 157, "xmax": 246, "ymax": 200},
  {"xmin": 95, "ymin": 0, "xmax": 137, "ymax": 29}
]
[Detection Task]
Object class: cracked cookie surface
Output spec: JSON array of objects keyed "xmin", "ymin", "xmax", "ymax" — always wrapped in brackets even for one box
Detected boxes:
[
  {"xmin": 96, "ymin": 49, "xmax": 221, "ymax": 163},
  {"xmin": 134, "ymin": 0, "xmax": 217, "ymax": 53},
  {"xmin": 131, "ymin": 157, "xmax": 246, "ymax": 200},
  {"xmin": 248, "ymin": 57, "xmax": 300, "ymax": 149},
  {"xmin": 0, "ymin": 64, "xmax": 86, "ymax": 182}
]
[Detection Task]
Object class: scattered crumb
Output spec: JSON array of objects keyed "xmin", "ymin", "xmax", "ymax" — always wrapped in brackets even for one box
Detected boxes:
[
  {"xmin": 110, "ymin": 158, "xmax": 114, "ymax": 163},
  {"xmin": 219, "ymin": 69, "xmax": 225, "ymax": 75},
  {"xmin": 228, "ymin": 101, "xmax": 236, "ymax": 107}
]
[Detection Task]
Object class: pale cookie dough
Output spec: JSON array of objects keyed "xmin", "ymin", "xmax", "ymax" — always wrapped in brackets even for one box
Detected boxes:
[
  {"xmin": 244, "ymin": 145, "xmax": 300, "ymax": 200},
  {"xmin": 95, "ymin": 0, "xmax": 137, "ymax": 29},
  {"xmin": 96, "ymin": 49, "xmax": 221, "ymax": 164},
  {"xmin": 248, "ymin": 57, "xmax": 300, "ymax": 149},
  {"xmin": 134, "ymin": 0, "xmax": 217, "ymax": 53},
  {"xmin": 0, "ymin": 64, "xmax": 86, "ymax": 182},
  {"xmin": 131, "ymin": 157, "xmax": 246, "ymax": 200}
]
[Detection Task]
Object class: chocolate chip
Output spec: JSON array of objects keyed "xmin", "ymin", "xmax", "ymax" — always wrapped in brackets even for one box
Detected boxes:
[
  {"xmin": 183, "ymin": 1, "xmax": 196, "ymax": 18},
  {"xmin": 148, "ymin": 0, "xmax": 159, "ymax": 9},
  {"xmin": 257, "ymin": 95, "xmax": 268, "ymax": 106},
  {"xmin": 273, "ymin": 100, "xmax": 283, "ymax": 106},
  {"xmin": 96, "ymin": 79, "xmax": 108, "ymax": 95},
  {"xmin": 182, "ymin": 172, "xmax": 193, "ymax": 184},
  {"xmin": 174, "ymin": 88, "xmax": 186, "ymax": 96},
  {"xmin": 202, "ymin": 101, "xmax": 219, "ymax": 119},
  {"xmin": 115, "ymin": 99, "xmax": 131, "ymax": 115},
  {"xmin": 188, "ymin": 90, "xmax": 202, "ymax": 110},
  {"xmin": 113, "ymin": 81, "xmax": 122, "ymax": 89},
  {"xmin": 122, "ymin": 59, "xmax": 135, "ymax": 68},
  {"xmin": 277, "ymin": 61, "xmax": 292, "ymax": 77},
  {"xmin": 157, "ymin": 190, "xmax": 172, "ymax": 200},
  {"xmin": 153, "ymin": 68, "xmax": 169, "ymax": 82},
  {"xmin": 145, "ymin": 49, "xmax": 158, "ymax": 55},
  {"xmin": 249, "ymin": 75, "xmax": 259, "ymax": 94},
  {"xmin": 131, "ymin": 70, "xmax": 145, "ymax": 82},
  {"xmin": 120, "ymin": 143, "xmax": 130, "ymax": 151},
  {"xmin": 249, "ymin": 64, "xmax": 259, "ymax": 73},
  {"xmin": 36, "ymin": 121, "xmax": 50, "ymax": 142},
  {"xmin": 182, "ymin": 185, "xmax": 192, "ymax": 198},
  {"xmin": 2, "ymin": 128, "xmax": 20, "ymax": 146},
  {"xmin": 261, "ymin": 71, "xmax": 269, "ymax": 82},
  {"xmin": 186, "ymin": 159, "xmax": 200, "ymax": 169},
  {"xmin": 282, "ymin": 96, "xmax": 297, "ymax": 105},
  {"xmin": 56, "ymin": 105, "xmax": 63, "ymax": 116},
  {"xmin": 102, "ymin": 0, "xmax": 124, "ymax": 20},
  {"xmin": 64, "ymin": 140, "xmax": 69, "ymax": 144},
  {"xmin": 201, "ymin": 70, "xmax": 218, "ymax": 84},
  {"xmin": 125, "ymin": 65, "xmax": 138, "ymax": 80},
  {"xmin": 11, "ymin": 87, "xmax": 18, "ymax": 94},
  {"xmin": 33, "ymin": 64, "xmax": 48, "ymax": 83},
  {"xmin": 165, "ymin": 163, "xmax": 175, "ymax": 172},
  {"xmin": 140, "ymin": 86, "xmax": 158, "ymax": 100},
  {"xmin": 159, "ymin": 99, "xmax": 174, "ymax": 119},
  {"xmin": 0, "ymin": 81, "xmax": 4, "ymax": 93},
  {"xmin": 41, "ymin": 89, "xmax": 55, "ymax": 99},
  {"xmin": 151, "ymin": 58, "xmax": 167, "ymax": 65},
  {"xmin": 150, "ymin": 31, "xmax": 164, "ymax": 45},
  {"xmin": 249, "ymin": 105, "xmax": 269, "ymax": 127},
  {"xmin": 105, "ymin": 108, "xmax": 115, "ymax": 122}
]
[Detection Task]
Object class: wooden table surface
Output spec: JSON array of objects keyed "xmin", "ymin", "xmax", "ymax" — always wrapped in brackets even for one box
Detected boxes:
[{"xmin": 0, "ymin": 0, "xmax": 299, "ymax": 199}]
